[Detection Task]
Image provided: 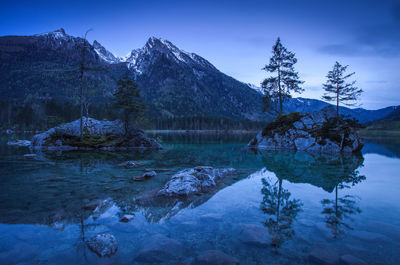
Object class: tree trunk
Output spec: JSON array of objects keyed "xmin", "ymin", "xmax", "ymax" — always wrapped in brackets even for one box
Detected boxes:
[
  {"xmin": 335, "ymin": 185, "xmax": 338, "ymax": 217},
  {"xmin": 79, "ymin": 53, "xmax": 85, "ymax": 138},
  {"xmin": 124, "ymin": 109, "xmax": 129, "ymax": 136},
  {"xmin": 336, "ymin": 83, "xmax": 339, "ymax": 119},
  {"xmin": 277, "ymin": 179, "xmax": 282, "ymax": 221},
  {"xmin": 278, "ymin": 69, "xmax": 283, "ymax": 114}
]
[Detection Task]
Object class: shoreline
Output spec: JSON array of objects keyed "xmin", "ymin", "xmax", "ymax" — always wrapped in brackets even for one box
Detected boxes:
[
  {"xmin": 145, "ymin": 129, "xmax": 259, "ymax": 134},
  {"xmin": 358, "ymin": 129, "xmax": 400, "ymax": 137}
]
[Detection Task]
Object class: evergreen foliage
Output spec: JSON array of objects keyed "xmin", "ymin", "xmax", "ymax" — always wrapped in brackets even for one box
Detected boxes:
[
  {"xmin": 322, "ymin": 62, "xmax": 362, "ymax": 117},
  {"xmin": 262, "ymin": 38, "xmax": 304, "ymax": 113},
  {"xmin": 262, "ymin": 112, "xmax": 303, "ymax": 137},
  {"xmin": 112, "ymin": 75, "xmax": 145, "ymax": 134}
]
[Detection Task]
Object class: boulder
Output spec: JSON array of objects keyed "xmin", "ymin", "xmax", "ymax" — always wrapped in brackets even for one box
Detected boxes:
[
  {"xmin": 86, "ymin": 233, "xmax": 118, "ymax": 257},
  {"xmin": 135, "ymin": 234, "xmax": 183, "ymax": 262},
  {"xmin": 248, "ymin": 106, "xmax": 363, "ymax": 153},
  {"xmin": 156, "ymin": 167, "xmax": 235, "ymax": 197},
  {"xmin": 194, "ymin": 250, "xmax": 240, "ymax": 265},
  {"xmin": 31, "ymin": 117, "xmax": 162, "ymax": 150}
]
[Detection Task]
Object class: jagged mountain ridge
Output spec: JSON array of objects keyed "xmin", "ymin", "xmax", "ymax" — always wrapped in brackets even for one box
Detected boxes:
[
  {"xmin": 0, "ymin": 28, "xmax": 128, "ymax": 103},
  {"xmin": 0, "ymin": 28, "xmax": 398, "ymax": 124},
  {"xmin": 0, "ymin": 29, "xmax": 270, "ymax": 121}
]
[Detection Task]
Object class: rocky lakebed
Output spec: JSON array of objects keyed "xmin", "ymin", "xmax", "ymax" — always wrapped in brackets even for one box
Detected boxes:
[{"xmin": 2, "ymin": 115, "xmax": 399, "ymax": 265}]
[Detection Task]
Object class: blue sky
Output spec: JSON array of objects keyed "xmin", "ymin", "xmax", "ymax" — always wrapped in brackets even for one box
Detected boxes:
[{"xmin": 1, "ymin": 0, "xmax": 399, "ymax": 109}]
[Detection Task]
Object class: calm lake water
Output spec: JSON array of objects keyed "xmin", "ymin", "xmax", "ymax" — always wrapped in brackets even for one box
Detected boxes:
[{"xmin": 0, "ymin": 132, "xmax": 399, "ymax": 264}]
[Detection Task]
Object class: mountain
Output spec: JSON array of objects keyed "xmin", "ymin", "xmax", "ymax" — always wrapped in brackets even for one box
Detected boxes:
[
  {"xmin": 0, "ymin": 28, "xmax": 398, "ymax": 130},
  {"xmin": 245, "ymin": 84, "xmax": 398, "ymax": 123},
  {"xmin": 0, "ymin": 29, "xmax": 270, "ymax": 128},
  {"xmin": 364, "ymin": 106, "xmax": 400, "ymax": 130},
  {"xmin": 121, "ymin": 37, "xmax": 269, "ymax": 120},
  {"xmin": 282, "ymin": 98, "xmax": 397, "ymax": 123},
  {"xmin": 93, "ymin": 40, "xmax": 121, "ymax": 64},
  {"xmin": 0, "ymin": 28, "xmax": 127, "ymax": 103}
]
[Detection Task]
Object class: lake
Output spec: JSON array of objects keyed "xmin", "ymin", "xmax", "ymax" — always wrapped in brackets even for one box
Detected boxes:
[{"xmin": 0, "ymin": 132, "xmax": 399, "ymax": 264}]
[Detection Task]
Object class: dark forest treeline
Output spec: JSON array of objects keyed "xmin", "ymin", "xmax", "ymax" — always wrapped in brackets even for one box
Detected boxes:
[
  {"xmin": 151, "ymin": 116, "xmax": 265, "ymax": 131},
  {"xmin": 0, "ymin": 99, "xmax": 265, "ymax": 131},
  {"xmin": 0, "ymin": 99, "xmax": 111, "ymax": 131}
]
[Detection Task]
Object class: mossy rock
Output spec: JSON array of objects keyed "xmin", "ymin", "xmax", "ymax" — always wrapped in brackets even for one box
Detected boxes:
[
  {"xmin": 262, "ymin": 112, "xmax": 303, "ymax": 137},
  {"xmin": 50, "ymin": 134, "xmax": 124, "ymax": 148}
]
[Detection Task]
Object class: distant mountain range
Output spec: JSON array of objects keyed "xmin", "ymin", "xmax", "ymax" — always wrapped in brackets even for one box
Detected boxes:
[{"xmin": 0, "ymin": 28, "xmax": 398, "ymax": 126}]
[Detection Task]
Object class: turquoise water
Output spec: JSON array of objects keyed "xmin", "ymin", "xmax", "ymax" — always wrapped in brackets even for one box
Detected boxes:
[{"xmin": 0, "ymin": 133, "xmax": 399, "ymax": 264}]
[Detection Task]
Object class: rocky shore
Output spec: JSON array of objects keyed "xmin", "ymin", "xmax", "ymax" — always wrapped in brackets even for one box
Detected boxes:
[
  {"xmin": 248, "ymin": 106, "xmax": 363, "ymax": 153},
  {"xmin": 30, "ymin": 117, "xmax": 161, "ymax": 150}
]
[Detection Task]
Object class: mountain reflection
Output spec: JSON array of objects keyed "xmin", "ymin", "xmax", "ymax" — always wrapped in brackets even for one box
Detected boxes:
[
  {"xmin": 254, "ymin": 150, "xmax": 365, "ymax": 247},
  {"xmin": 253, "ymin": 150, "xmax": 364, "ymax": 193}
]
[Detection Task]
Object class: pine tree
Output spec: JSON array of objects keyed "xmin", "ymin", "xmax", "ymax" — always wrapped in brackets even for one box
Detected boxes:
[
  {"xmin": 322, "ymin": 62, "xmax": 362, "ymax": 118},
  {"xmin": 112, "ymin": 75, "xmax": 145, "ymax": 135},
  {"xmin": 262, "ymin": 38, "xmax": 304, "ymax": 114}
]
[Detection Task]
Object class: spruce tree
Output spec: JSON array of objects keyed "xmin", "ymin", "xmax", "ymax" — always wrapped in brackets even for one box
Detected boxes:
[
  {"xmin": 112, "ymin": 75, "xmax": 145, "ymax": 135},
  {"xmin": 262, "ymin": 38, "xmax": 303, "ymax": 114},
  {"xmin": 322, "ymin": 62, "xmax": 362, "ymax": 118}
]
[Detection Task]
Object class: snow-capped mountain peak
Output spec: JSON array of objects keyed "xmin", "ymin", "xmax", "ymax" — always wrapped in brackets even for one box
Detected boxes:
[
  {"xmin": 120, "ymin": 37, "xmax": 217, "ymax": 75},
  {"xmin": 142, "ymin": 36, "xmax": 195, "ymax": 64},
  {"xmin": 35, "ymin": 28, "xmax": 71, "ymax": 41},
  {"xmin": 93, "ymin": 40, "xmax": 121, "ymax": 64}
]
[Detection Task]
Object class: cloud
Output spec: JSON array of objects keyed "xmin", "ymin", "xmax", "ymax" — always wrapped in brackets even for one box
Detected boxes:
[
  {"xmin": 319, "ymin": 24, "xmax": 400, "ymax": 58},
  {"xmin": 319, "ymin": 3, "xmax": 400, "ymax": 58}
]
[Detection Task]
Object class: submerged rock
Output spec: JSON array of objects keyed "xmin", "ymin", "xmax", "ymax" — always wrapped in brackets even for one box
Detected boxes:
[
  {"xmin": 309, "ymin": 242, "xmax": 339, "ymax": 265},
  {"xmin": 248, "ymin": 106, "xmax": 363, "ymax": 153},
  {"xmin": 7, "ymin": 140, "xmax": 31, "ymax": 147},
  {"xmin": 31, "ymin": 117, "xmax": 161, "ymax": 150},
  {"xmin": 238, "ymin": 223, "xmax": 270, "ymax": 247},
  {"xmin": 340, "ymin": 254, "xmax": 367, "ymax": 265},
  {"xmin": 86, "ymin": 233, "xmax": 118, "ymax": 257},
  {"xmin": 133, "ymin": 171, "xmax": 157, "ymax": 181},
  {"xmin": 119, "ymin": 161, "xmax": 137, "ymax": 168},
  {"xmin": 119, "ymin": 214, "xmax": 134, "ymax": 223},
  {"xmin": 143, "ymin": 171, "xmax": 157, "ymax": 178},
  {"xmin": 135, "ymin": 234, "xmax": 183, "ymax": 262},
  {"xmin": 194, "ymin": 250, "xmax": 240, "ymax": 265},
  {"xmin": 92, "ymin": 199, "xmax": 114, "ymax": 220},
  {"xmin": 23, "ymin": 153, "xmax": 37, "ymax": 158},
  {"xmin": 156, "ymin": 167, "xmax": 235, "ymax": 197}
]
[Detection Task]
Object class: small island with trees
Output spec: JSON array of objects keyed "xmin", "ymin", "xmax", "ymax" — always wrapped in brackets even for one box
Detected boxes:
[
  {"xmin": 248, "ymin": 38, "xmax": 364, "ymax": 153},
  {"xmin": 30, "ymin": 73, "xmax": 161, "ymax": 150}
]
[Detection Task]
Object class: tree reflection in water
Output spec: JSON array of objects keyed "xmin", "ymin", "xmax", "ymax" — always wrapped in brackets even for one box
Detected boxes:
[
  {"xmin": 254, "ymin": 149, "xmax": 365, "ymax": 249},
  {"xmin": 321, "ymin": 167, "xmax": 365, "ymax": 238},
  {"xmin": 260, "ymin": 176, "xmax": 302, "ymax": 252}
]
